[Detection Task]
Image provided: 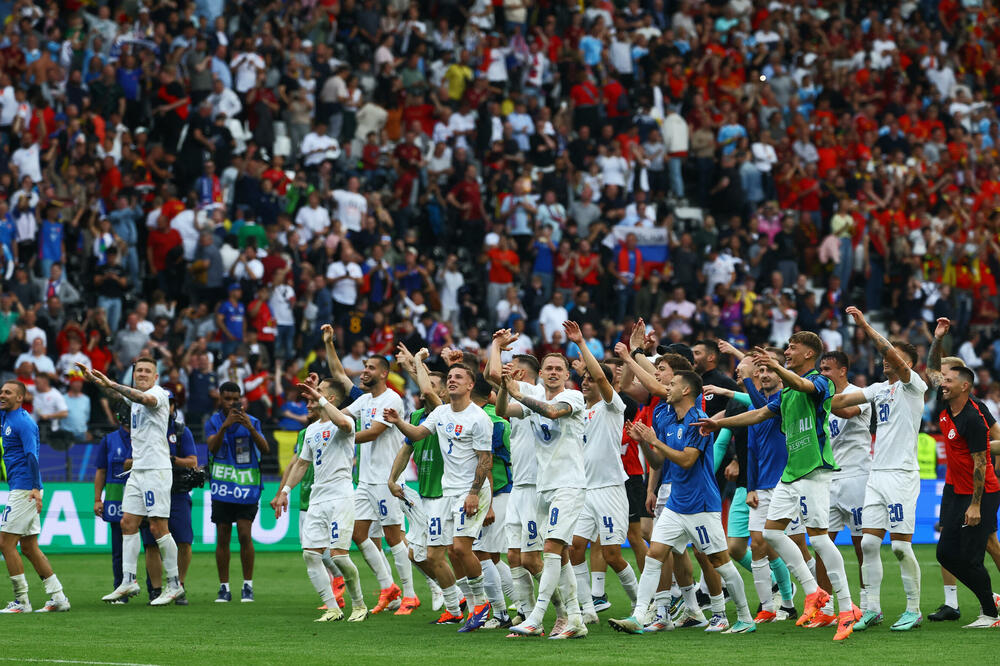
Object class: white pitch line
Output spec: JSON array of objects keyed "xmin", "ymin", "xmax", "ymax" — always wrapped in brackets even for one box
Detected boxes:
[{"xmin": 0, "ymin": 657, "xmax": 156, "ymax": 666}]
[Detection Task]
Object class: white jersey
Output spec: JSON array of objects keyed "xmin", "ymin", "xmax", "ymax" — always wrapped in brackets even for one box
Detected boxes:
[
  {"xmin": 862, "ymin": 371, "xmax": 928, "ymax": 472},
  {"xmin": 829, "ymin": 383, "xmax": 872, "ymax": 479},
  {"xmin": 130, "ymin": 385, "xmax": 171, "ymax": 470},
  {"xmin": 299, "ymin": 419, "xmax": 355, "ymax": 502},
  {"xmin": 509, "ymin": 381, "xmax": 545, "ymax": 486},
  {"xmin": 527, "ymin": 388, "xmax": 587, "ymax": 492},
  {"xmin": 345, "ymin": 388, "xmax": 405, "ymax": 484},
  {"xmin": 426, "ymin": 402, "xmax": 494, "ymax": 495},
  {"xmin": 582, "ymin": 393, "xmax": 628, "ymax": 489}
]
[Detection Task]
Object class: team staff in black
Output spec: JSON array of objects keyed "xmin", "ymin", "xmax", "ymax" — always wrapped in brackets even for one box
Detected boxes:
[{"xmin": 937, "ymin": 366, "xmax": 1000, "ymax": 628}]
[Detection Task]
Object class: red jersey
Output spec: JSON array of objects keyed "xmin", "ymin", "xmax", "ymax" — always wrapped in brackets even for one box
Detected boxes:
[{"xmin": 940, "ymin": 399, "xmax": 1000, "ymax": 494}]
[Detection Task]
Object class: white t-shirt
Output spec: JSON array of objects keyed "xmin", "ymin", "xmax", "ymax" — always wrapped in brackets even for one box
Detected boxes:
[
  {"xmin": 828, "ymin": 383, "xmax": 872, "ymax": 479},
  {"xmin": 538, "ymin": 304, "xmax": 568, "ymax": 343},
  {"xmin": 295, "ymin": 205, "xmax": 331, "ymax": 244},
  {"xmin": 331, "ymin": 190, "xmax": 367, "ymax": 233},
  {"xmin": 862, "ymin": 371, "xmax": 928, "ymax": 472},
  {"xmin": 526, "ymin": 388, "xmax": 587, "ymax": 492},
  {"xmin": 15, "ymin": 352, "xmax": 55, "ymax": 376},
  {"xmin": 509, "ymin": 381, "xmax": 545, "ymax": 486},
  {"xmin": 426, "ymin": 402, "xmax": 494, "ymax": 496},
  {"xmin": 326, "ymin": 261, "xmax": 362, "ymax": 305},
  {"xmin": 231, "ymin": 52, "xmax": 265, "ymax": 93},
  {"xmin": 33, "ymin": 388, "xmax": 68, "ymax": 431},
  {"xmin": 130, "ymin": 384, "xmax": 171, "ymax": 470},
  {"xmin": 299, "ymin": 419, "xmax": 355, "ymax": 501},
  {"xmin": 301, "ymin": 132, "xmax": 339, "ymax": 167},
  {"xmin": 170, "ymin": 209, "xmax": 199, "ymax": 261},
  {"xmin": 57, "ymin": 351, "xmax": 91, "ymax": 379},
  {"xmin": 582, "ymin": 392, "xmax": 628, "ymax": 489},
  {"xmin": 268, "ymin": 284, "xmax": 296, "ymax": 326},
  {"xmin": 344, "ymin": 389, "xmax": 405, "ymax": 484},
  {"xmin": 11, "ymin": 143, "xmax": 42, "ymax": 183}
]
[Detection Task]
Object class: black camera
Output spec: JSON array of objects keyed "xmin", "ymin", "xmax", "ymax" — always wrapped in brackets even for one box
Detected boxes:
[{"xmin": 171, "ymin": 466, "xmax": 207, "ymax": 494}]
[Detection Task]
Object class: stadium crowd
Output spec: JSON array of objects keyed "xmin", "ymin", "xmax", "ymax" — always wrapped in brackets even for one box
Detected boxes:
[{"xmin": 1, "ymin": 0, "xmax": 1000, "ymax": 450}]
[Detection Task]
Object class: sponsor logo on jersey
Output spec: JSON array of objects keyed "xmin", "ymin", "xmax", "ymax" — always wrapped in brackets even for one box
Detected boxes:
[
  {"xmin": 947, "ymin": 429, "xmax": 956, "ymax": 440},
  {"xmin": 446, "ymin": 423, "xmax": 454, "ymax": 433},
  {"xmin": 4, "ymin": 425, "xmax": 10, "ymax": 436}
]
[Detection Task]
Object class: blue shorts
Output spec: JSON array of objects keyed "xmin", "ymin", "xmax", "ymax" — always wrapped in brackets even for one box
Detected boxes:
[
  {"xmin": 141, "ymin": 493, "xmax": 194, "ymax": 545},
  {"xmin": 727, "ymin": 487, "xmax": 750, "ymax": 539}
]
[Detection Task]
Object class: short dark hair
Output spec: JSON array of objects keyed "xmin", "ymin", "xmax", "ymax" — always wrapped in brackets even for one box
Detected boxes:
[
  {"xmin": 219, "ymin": 381, "xmax": 242, "ymax": 395},
  {"xmin": 369, "ymin": 356, "xmax": 390, "ymax": 372},
  {"xmin": 820, "ymin": 351, "xmax": 850, "ymax": 370},
  {"xmin": 788, "ymin": 331, "xmax": 824, "ymax": 360},
  {"xmin": 472, "ymin": 374, "xmax": 492, "ymax": 400},
  {"xmin": 694, "ymin": 340, "xmax": 720, "ymax": 358},
  {"xmin": 318, "ymin": 377, "xmax": 345, "ymax": 403},
  {"xmin": 954, "ymin": 366, "xmax": 976, "ymax": 387},
  {"xmin": 659, "ymin": 353, "xmax": 694, "ymax": 374},
  {"xmin": 514, "ymin": 354, "xmax": 540, "ymax": 376},
  {"xmin": 895, "ymin": 342, "xmax": 918, "ymax": 366},
  {"xmin": 677, "ymin": 371, "xmax": 703, "ymax": 397},
  {"xmin": 2, "ymin": 380, "xmax": 26, "ymax": 397},
  {"xmin": 428, "ymin": 371, "xmax": 446, "ymax": 382},
  {"xmin": 449, "ymin": 364, "xmax": 477, "ymax": 382}
]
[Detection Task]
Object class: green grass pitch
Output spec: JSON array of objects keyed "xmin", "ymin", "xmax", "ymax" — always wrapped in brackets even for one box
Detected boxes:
[{"xmin": 1, "ymin": 545, "xmax": 998, "ymax": 665}]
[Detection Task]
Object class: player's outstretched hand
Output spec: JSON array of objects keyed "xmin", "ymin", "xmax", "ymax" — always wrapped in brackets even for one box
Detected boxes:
[
  {"xmin": 696, "ymin": 417, "xmax": 722, "ymax": 436},
  {"xmin": 845, "ymin": 306, "xmax": 866, "ymax": 326},
  {"xmin": 703, "ymin": 384, "xmax": 733, "ymax": 400},
  {"xmin": 614, "ymin": 341, "xmax": 629, "ymax": 359},
  {"xmin": 441, "ymin": 347, "xmax": 464, "ymax": 366},
  {"xmin": 629, "ymin": 318, "xmax": 646, "ymax": 350},
  {"xmin": 382, "ymin": 408, "xmax": 401, "ymax": 424},
  {"xmin": 934, "ymin": 317, "xmax": 951, "ymax": 339},
  {"xmin": 563, "ymin": 320, "xmax": 583, "ymax": 344},
  {"xmin": 321, "ymin": 324, "xmax": 335, "ymax": 344},
  {"xmin": 297, "ymin": 381, "xmax": 320, "ymax": 401}
]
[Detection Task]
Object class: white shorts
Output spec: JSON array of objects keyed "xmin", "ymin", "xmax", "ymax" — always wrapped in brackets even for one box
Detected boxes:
[
  {"xmin": 766, "ymin": 469, "xmax": 833, "ymax": 530},
  {"xmin": 748, "ymin": 488, "xmax": 804, "ymax": 535},
  {"xmin": 862, "ymin": 470, "xmax": 920, "ymax": 534},
  {"xmin": 122, "ymin": 469, "xmax": 172, "ymax": 518},
  {"xmin": 299, "ymin": 509, "xmax": 307, "ymax": 535},
  {"xmin": 301, "ymin": 498, "xmax": 354, "ymax": 551},
  {"xmin": 0, "ymin": 490, "xmax": 41, "ymax": 536},
  {"xmin": 427, "ymin": 489, "xmax": 492, "ymax": 547},
  {"xmin": 474, "ymin": 492, "xmax": 509, "ymax": 553},
  {"xmin": 536, "ymin": 487, "xmax": 585, "ymax": 545},
  {"xmin": 654, "ymin": 483, "xmax": 671, "ymax": 519},
  {"xmin": 652, "ymin": 508, "xmax": 727, "ymax": 555},
  {"xmin": 574, "ymin": 485, "xmax": 629, "ymax": 546},
  {"xmin": 829, "ymin": 475, "xmax": 868, "ymax": 537},
  {"xmin": 401, "ymin": 487, "xmax": 430, "ymax": 559},
  {"xmin": 354, "ymin": 482, "xmax": 404, "ymax": 527},
  {"xmin": 505, "ymin": 485, "xmax": 542, "ymax": 552}
]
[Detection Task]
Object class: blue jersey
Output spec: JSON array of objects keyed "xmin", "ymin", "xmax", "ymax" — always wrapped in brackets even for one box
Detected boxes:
[
  {"xmin": 277, "ymin": 400, "xmax": 309, "ymax": 430},
  {"xmin": 0, "ymin": 215, "xmax": 16, "ymax": 254},
  {"xmin": 205, "ymin": 411, "xmax": 264, "ymax": 505},
  {"xmin": 653, "ymin": 400, "xmax": 677, "ymax": 485},
  {"xmin": 218, "ymin": 300, "xmax": 245, "ymax": 340},
  {"xmin": 0, "ymin": 408, "xmax": 42, "ymax": 491},
  {"xmin": 96, "ymin": 428, "xmax": 132, "ymax": 522},
  {"xmin": 664, "ymin": 406, "xmax": 721, "ymax": 515},
  {"xmin": 743, "ymin": 378, "xmax": 788, "ymax": 492},
  {"xmin": 39, "ymin": 220, "xmax": 63, "ymax": 261},
  {"xmin": 167, "ymin": 422, "xmax": 198, "ymax": 499}
]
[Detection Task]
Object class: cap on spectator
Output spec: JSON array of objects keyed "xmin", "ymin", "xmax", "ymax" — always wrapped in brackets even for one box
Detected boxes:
[
  {"xmin": 228, "ymin": 283, "xmax": 242, "ymax": 292},
  {"xmin": 302, "ymin": 40, "xmax": 313, "ymax": 49},
  {"xmin": 664, "ymin": 343, "xmax": 694, "ymax": 365},
  {"xmin": 484, "ymin": 232, "xmax": 500, "ymax": 247}
]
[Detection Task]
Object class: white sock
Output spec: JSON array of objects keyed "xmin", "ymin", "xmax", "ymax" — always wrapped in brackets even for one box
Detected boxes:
[
  {"xmin": 709, "ymin": 592, "xmax": 725, "ymax": 615},
  {"xmin": 442, "ymin": 583, "xmax": 461, "ymax": 616},
  {"xmin": 764, "ymin": 529, "xmax": 817, "ymax": 594},
  {"xmin": 333, "ymin": 554, "xmax": 364, "ymax": 605},
  {"xmin": 322, "ymin": 551, "xmax": 343, "ymax": 578},
  {"xmin": 243, "ymin": 579, "xmax": 253, "ymax": 588},
  {"xmin": 122, "ymin": 533, "xmax": 140, "ymax": 583},
  {"xmin": 616, "ymin": 564, "xmax": 639, "ymax": 603},
  {"xmin": 456, "ymin": 576, "xmax": 472, "ymax": 602},
  {"xmin": 633, "ymin": 556, "xmax": 662, "ymax": 625},
  {"xmin": 860, "ymin": 533, "xmax": 883, "ymax": 611},
  {"xmin": 592, "ymin": 571, "xmax": 606, "ymax": 597},
  {"xmin": 573, "ymin": 563, "xmax": 595, "ymax": 614},
  {"xmin": 526, "ymin": 553, "xmax": 561, "ymax": 626},
  {"xmin": 42, "ymin": 574, "xmax": 66, "ymax": 602},
  {"xmin": 698, "ymin": 570, "xmax": 709, "ymax": 595},
  {"xmin": 496, "ymin": 559, "xmax": 514, "ymax": 601},
  {"xmin": 378, "ymin": 546, "xmax": 394, "ymax": 587},
  {"xmin": 390, "ymin": 542, "xmax": 415, "ymax": 597},
  {"xmin": 812, "ymin": 534, "xmax": 853, "ymax": 611},
  {"xmin": 892, "ymin": 540, "xmax": 921, "ymax": 613},
  {"xmin": 681, "ymin": 583, "xmax": 701, "ymax": 614},
  {"xmin": 654, "ymin": 589, "xmax": 670, "ymax": 619},
  {"xmin": 10, "ymin": 573, "xmax": 28, "ymax": 602},
  {"xmin": 806, "ymin": 555, "xmax": 817, "ymax": 580},
  {"xmin": 511, "ymin": 565, "xmax": 534, "ymax": 616},
  {"xmin": 859, "ymin": 585, "xmax": 868, "ymax": 612},
  {"xmin": 220, "ymin": 582, "xmax": 230, "ymax": 592},
  {"xmin": 752, "ymin": 558, "xmax": 775, "ymax": 612},
  {"xmin": 358, "ymin": 539, "xmax": 393, "ymax": 589},
  {"xmin": 480, "ymin": 560, "xmax": 506, "ymax": 616},
  {"xmin": 559, "ymin": 563, "xmax": 582, "ymax": 620},
  {"xmin": 468, "ymin": 574, "xmax": 486, "ymax": 607},
  {"xmin": 304, "ymin": 551, "xmax": 335, "ymax": 605},
  {"xmin": 156, "ymin": 534, "xmax": 180, "ymax": 588},
  {"xmin": 944, "ymin": 584, "xmax": 959, "ymax": 609},
  {"xmin": 717, "ymin": 561, "xmax": 751, "ymax": 622}
]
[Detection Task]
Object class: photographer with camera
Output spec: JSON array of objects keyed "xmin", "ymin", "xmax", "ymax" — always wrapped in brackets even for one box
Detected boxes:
[
  {"xmin": 140, "ymin": 392, "xmax": 200, "ymax": 605},
  {"xmin": 205, "ymin": 381, "xmax": 268, "ymax": 603}
]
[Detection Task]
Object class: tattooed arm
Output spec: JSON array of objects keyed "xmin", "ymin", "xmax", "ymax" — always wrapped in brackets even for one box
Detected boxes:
[
  {"xmin": 926, "ymin": 317, "xmax": 951, "ymax": 387},
  {"xmin": 76, "ymin": 363, "xmax": 158, "ymax": 407},
  {"xmin": 512, "ymin": 395, "xmax": 574, "ymax": 421},
  {"xmin": 846, "ymin": 306, "xmax": 912, "ymax": 382},
  {"xmin": 967, "ymin": 450, "xmax": 987, "ymax": 527},
  {"xmin": 464, "ymin": 450, "xmax": 493, "ymax": 517}
]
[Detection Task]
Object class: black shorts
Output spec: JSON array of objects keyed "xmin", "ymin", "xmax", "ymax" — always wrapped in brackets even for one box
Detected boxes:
[
  {"xmin": 625, "ymin": 474, "xmax": 651, "ymax": 522},
  {"xmin": 211, "ymin": 499, "xmax": 259, "ymax": 525}
]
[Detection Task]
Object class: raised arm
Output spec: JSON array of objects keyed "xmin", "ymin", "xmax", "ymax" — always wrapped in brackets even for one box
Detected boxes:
[
  {"xmin": 322, "ymin": 324, "xmax": 355, "ymax": 396},
  {"xmin": 616, "ymin": 342, "xmax": 669, "ymax": 399},
  {"xmin": 564, "ymin": 320, "xmax": 614, "ymax": 403},
  {"xmin": 413, "ymin": 348, "xmax": 442, "ymax": 409},
  {"xmin": 495, "ymin": 368, "xmax": 525, "ymax": 420},
  {"xmin": 926, "ymin": 317, "xmax": 951, "ymax": 387},
  {"xmin": 846, "ymin": 306, "xmax": 911, "ymax": 382},
  {"xmin": 830, "ymin": 389, "xmax": 870, "ymax": 410},
  {"xmin": 76, "ymin": 363, "xmax": 157, "ymax": 407},
  {"xmin": 299, "ymin": 381, "xmax": 353, "ymax": 432},
  {"xmin": 382, "ymin": 407, "xmax": 432, "ymax": 442},
  {"xmin": 506, "ymin": 381, "xmax": 572, "ymax": 420},
  {"xmin": 697, "ymin": 405, "xmax": 776, "ymax": 434},
  {"xmin": 752, "ymin": 347, "xmax": 816, "ymax": 394}
]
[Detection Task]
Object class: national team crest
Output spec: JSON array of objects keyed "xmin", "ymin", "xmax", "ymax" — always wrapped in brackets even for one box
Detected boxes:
[
  {"xmin": 446, "ymin": 423, "xmax": 455, "ymax": 433},
  {"xmin": 454, "ymin": 425, "xmax": 463, "ymax": 435},
  {"xmin": 322, "ymin": 430, "xmax": 331, "ymax": 439}
]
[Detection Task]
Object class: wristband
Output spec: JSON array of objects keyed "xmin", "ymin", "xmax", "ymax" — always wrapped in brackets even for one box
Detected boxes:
[
  {"xmin": 281, "ymin": 485, "xmax": 292, "ymax": 496},
  {"xmin": 631, "ymin": 348, "xmax": 645, "ymax": 359},
  {"xmin": 318, "ymin": 397, "xmax": 330, "ymax": 408}
]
